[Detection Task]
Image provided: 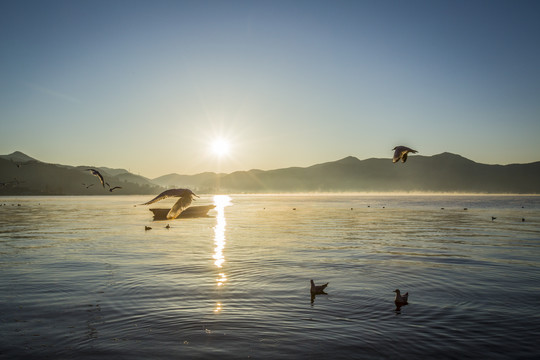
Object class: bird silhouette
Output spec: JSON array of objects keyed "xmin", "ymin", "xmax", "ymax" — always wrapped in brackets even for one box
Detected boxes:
[
  {"xmin": 392, "ymin": 146, "xmax": 418, "ymax": 163},
  {"xmin": 109, "ymin": 186, "xmax": 122, "ymax": 192},
  {"xmin": 310, "ymin": 280, "xmax": 329, "ymax": 295},
  {"xmin": 141, "ymin": 188, "xmax": 199, "ymax": 219},
  {"xmin": 87, "ymin": 169, "xmax": 105, "ymax": 187},
  {"xmin": 393, "ymin": 289, "xmax": 408, "ymax": 305}
]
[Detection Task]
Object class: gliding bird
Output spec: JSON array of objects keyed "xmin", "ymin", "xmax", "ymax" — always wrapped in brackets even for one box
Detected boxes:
[
  {"xmin": 141, "ymin": 188, "xmax": 199, "ymax": 219},
  {"xmin": 87, "ymin": 168, "xmax": 105, "ymax": 187},
  {"xmin": 392, "ymin": 146, "xmax": 418, "ymax": 163}
]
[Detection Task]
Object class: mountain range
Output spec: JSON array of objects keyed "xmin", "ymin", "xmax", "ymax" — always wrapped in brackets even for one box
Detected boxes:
[
  {"xmin": 0, "ymin": 151, "xmax": 161, "ymax": 195},
  {"xmin": 1, "ymin": 151, "xmax": 539, "ymax": 195}
]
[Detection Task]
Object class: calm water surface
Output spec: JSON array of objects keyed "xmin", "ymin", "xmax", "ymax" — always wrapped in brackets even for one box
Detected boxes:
[{"xmin": 0, "ymin": 195, "xmax": 539, "ymax": 359}]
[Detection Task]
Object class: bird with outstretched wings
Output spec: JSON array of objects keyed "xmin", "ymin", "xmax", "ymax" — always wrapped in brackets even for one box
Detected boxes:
[{"xmin": 141, "ymin": 188, "xmax": 199, "ymax": 219}]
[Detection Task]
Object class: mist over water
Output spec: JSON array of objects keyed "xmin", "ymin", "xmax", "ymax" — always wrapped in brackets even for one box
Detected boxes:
[{"xmin": 1, "ymin": 195, "xmax": 539, "ymax": 359}]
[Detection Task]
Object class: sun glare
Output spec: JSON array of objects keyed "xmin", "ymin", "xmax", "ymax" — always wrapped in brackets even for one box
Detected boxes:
[{"xmin": 211, "ymin": 139, "xmax": 230, "ymax": 157}]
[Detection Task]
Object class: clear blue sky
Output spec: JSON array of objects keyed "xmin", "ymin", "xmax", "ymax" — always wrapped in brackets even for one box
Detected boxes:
[{"xmin": 1, "ymin": 0, "xmax": 539, "ymax": 178}]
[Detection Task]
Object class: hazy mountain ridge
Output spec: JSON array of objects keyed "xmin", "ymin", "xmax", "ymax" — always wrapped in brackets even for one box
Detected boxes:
[
  {"xmin": 0, "ymin": 151, "xmax": 39, "ymax": 163},
  {"xmin": 0, "ymin": 152, "xmax": 163, "ymax": 195},
  {"xmin": 211, "ymin": 152, "xmax": 540, "ymax": 193},
  {"xmin": 1, "ymin": 151, "xmax": 539, "ymax": 194},
  {"xmin": 152, "ymin": 172, "xmax": 224, "ymax": 191}
]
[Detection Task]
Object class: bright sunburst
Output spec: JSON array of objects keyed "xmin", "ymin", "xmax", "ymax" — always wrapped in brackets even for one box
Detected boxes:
[{"xmin": 211, "ymin": 138, "xmax": 230, "ymax": 157}]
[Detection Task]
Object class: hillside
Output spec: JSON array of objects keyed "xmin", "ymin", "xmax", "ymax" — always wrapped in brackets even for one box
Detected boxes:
[
  {"xmin": 211, "ymin": 153, "xmax": 540, "ymax": 193},
  {"xmin": 1, "ymin": 151, "xmax": 539, "ymax": 194},
  {"xmin": 0, "ymin": 152, "xmax": 163, "ymax": 195}
]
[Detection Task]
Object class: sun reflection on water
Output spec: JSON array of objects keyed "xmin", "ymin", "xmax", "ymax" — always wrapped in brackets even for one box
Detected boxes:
[
  {"xmin": 213, "ymin": 195, "xmax": 231, "ymax": 269},
  {"xmin": 213, "ymin": 302, "xmax": 223, "ymax": 313},
  {"xmin": 213, "ymin": 195, "xmax": 231, "ymax": 315}
]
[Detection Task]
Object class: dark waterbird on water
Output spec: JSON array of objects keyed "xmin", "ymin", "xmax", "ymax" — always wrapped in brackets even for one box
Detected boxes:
[
  {"xmin": 393, "ymin": 289, "xmax": 408, "ymax": 305},
  {"xmin": 310, "ymin": 280, "xmax": 329, "ymax": 295},
  {"xmin": 392, "ymin": 146, "xmax": 418, "ymax": 163},
  {"xmin": 87, "ymin": 168, "xmax": 105, "ymax": 187},
  {"xmin": 141, "ymin": 188, "xmax": 199, "ymax": 220},
  {"xmin": 393, "ymin": 289, "xmax": 409, "ymax": 312}
]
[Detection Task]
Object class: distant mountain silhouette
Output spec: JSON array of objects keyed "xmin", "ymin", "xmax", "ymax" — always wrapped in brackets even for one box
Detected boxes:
[
  {"xmin": 152, "ymin": 172, "xmax": 221, "ymax": 188},
  {"xmin": 209, "ymin": 153, "xmax": 540, "ymax": 193},
  {"xmin": 152, "ymin": 152, "xmax": 539, "ymax": 194},
  {"xmin": 0, "ymin": 151, "xmax": 39, "ymax": 163},
  {"xmin": 1, "ymin": 151, "xmax": 539, "ymax": 194},
  {"xmin": 0, "ymin": 152, "xmax": 163, "ymax": 195}
]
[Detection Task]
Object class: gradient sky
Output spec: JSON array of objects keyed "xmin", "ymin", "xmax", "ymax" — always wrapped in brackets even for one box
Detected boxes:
[{"xmin": 1, "ymin": 0, "xmax": 539, "ymax": 178}]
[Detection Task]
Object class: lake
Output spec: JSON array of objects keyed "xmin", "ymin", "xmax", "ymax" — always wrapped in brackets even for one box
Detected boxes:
[{"xmin": 0, "ymin": 194, "xmax": 539, "ymax": 359}]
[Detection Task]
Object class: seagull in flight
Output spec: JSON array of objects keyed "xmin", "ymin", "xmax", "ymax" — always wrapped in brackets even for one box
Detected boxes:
[
  {"xmin": 392, "ymin": 146, "xmax": 418, "ymax": 163},
  {"xmin": 87, "ymin": 168, "xmax": 105, "ymax": 187},
  {"xmin": 82, "ymin": 183, "xmax": 94, "ymax": 189},
  {"xmin": 105, "ymin": 182, "xmax": 122, "ymax": 192},
  {"xmin": 141, "ymin": 188, "xmax": 199, "ymax": 219}
]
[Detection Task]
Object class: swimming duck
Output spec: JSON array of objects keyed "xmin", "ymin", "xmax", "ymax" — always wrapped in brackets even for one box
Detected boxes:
[
  {"xmin": 393, "ymin": 289, "xmax": 408, "ymax": 304},
  {"xmin": 310, "ymin": 280, "xmax": 329, "ymax": 295}
]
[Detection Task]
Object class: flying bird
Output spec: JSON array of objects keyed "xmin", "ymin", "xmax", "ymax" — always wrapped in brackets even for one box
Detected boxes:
[
  {"xmin": 310, "ymin": 280, "xmax": 329, "ymax": 295},
  {"xmin": 141, "ymin": 188, "xmax": 199, "ymax": 220},
  {"xmin": 392, "ymin": 146, "xmax": 418, "ymax": 163},
  {"xmin": 87, "ymin": 168, "xmax": 105, "ymax": 187},
  {"xmin": 393, "ymin": 289, "xmax": 409, "ymax": 305},
  {"xmin": 109, "ymin": 186, "xmax": 122, "ymax": 192},
  {"xmin": 82, "ymin": 183, "xmax": 94, "ymax": 189}
]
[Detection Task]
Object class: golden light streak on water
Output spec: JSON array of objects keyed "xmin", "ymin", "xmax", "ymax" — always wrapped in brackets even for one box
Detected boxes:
[
  {"xmin": 216, "ymin": 272, "xmax": 227, "ymax": 286},
  {"xmin": 212, "ymin": 195, "xmax": 231, "ymax": 269}
]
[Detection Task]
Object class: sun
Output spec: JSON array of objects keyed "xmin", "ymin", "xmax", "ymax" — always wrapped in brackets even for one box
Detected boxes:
[{"xmin": 211, "ymin": 138, "xmax": 230, "ymax": 157}]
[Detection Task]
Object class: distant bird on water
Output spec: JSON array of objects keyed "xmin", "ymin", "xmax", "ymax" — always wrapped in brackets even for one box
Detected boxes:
[
  {"xmin": 393, "ymin": 289, "xmax": 408, "ymax": 305},
  {"xmin": 310, "ymin": 280, "xmax": 329, "ymax": 295},
  {"xmin": 87, "ymin": 168, "xmax": 105, "ymax": 187},
  {"xmin": 141, "ymin": 188, "xmax": 199, "ymax": 220},
  {"xmin": 392, "ymin": 146, "xmax": 418, "ymax": 163}
]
